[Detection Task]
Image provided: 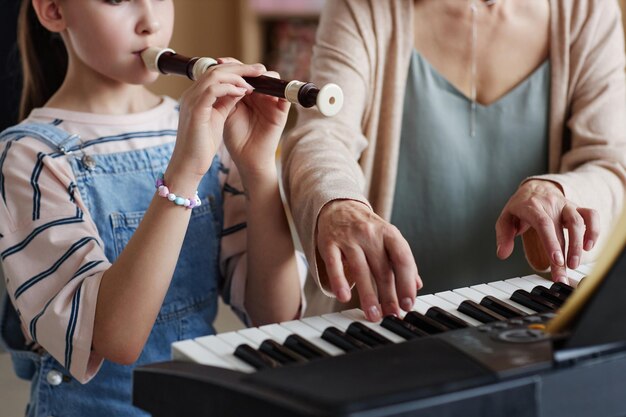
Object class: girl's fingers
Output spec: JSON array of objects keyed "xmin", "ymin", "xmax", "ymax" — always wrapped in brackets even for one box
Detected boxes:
[
  {"xmin": 194, "ymin": 84, "xmax": 247, "ymax": 113},
  {"xmin": 200, "ymin": 62, "xmax": 266, "ymax": 82},
  {"xmin": 195, "ymin": 71, "xmax": 253, "ymax": 93},
  {"xmin": 263, "ymin": 70, "xmax": 280, "ymax": 79}
]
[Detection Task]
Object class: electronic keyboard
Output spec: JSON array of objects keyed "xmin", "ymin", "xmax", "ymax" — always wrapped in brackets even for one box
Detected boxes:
[{"xmin": 133, "ymin": 264, "xmax": 626, "ymax": 417}]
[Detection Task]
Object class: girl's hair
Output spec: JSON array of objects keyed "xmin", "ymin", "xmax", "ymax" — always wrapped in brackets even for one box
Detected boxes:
[{"xmin": 17, "ymin": 0, "xmax": 68, "ymax": 120}]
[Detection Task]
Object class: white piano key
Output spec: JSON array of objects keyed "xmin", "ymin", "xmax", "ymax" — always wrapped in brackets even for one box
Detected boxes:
[
  {"xmin": 257, "ymin": 324, "xmax": 292, "ymax": 343},
  {"xmin": 339, "ymin": 309, "xmax": 406, "ymax": 343},
  {"xmin": 566, "ymin": 269, "xmax": 586, "ymax": 287},
  {"xmin": 195, "ymin": 335, "xmax": 255, "ymax": 373},
  {"xmin": 280, "ymin": 320, "xmax": 343, "ymax": 356},
  {"xmin": 172, "ymin": 339, "xmax": 232, "ymax": 369},
  {"xmin": 470, "ymin": 283, "xmax": 536, "ymax": 315},
  {"xmin": 519, "ymin": 274, "xmax": 552, "ymax": 288},
  {"xmin": 575, "ymin": 264, "xmax": 594, "ymax": 275},
  {"xmin": 418, "ymin": 294, "xmax": 482, "ymax": 326},
  {"xmin": 505, "ymin": 277, "xmax": 537, "ymax": 293},
  {"xmin": 301, "ymin": 316, "xmax": 337, "ymax": 333},
  {"xmin": 412, "ymin": 299, "xmax": 434, "ymax": 315},
  {"xmin": 237, "ymin": 327, "xmax": 272, "ymax": 346},
  {"xmin": 487, "ymin": 280, "xmax": 523, "ymax": 296},
  {"xmin": 219, "ymin": 331, "xmax": 259, "ymax": 349},
  {"xmin": 435, "ymin": 291, "xmax": 467, "ymax": 306},
  {"xmin": 321, "ymin": 312, "xmax": 353, "ymax": 331},
  {"xmin": 453, "ymin": 287, "xmax": 489, "ymax": 304}
]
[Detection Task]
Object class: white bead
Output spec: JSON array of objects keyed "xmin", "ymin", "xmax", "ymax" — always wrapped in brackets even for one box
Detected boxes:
[
  {"xmin": 167, "ymin": 193, "xmax": 176, "ymax": 201},
  {"xmin": 184, "ymin": 199, "xmax": 191, "ymax": 207}
]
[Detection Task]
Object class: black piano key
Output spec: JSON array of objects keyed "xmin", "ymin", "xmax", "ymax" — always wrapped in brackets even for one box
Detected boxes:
[
  {"xmin": 321, "ymin": 326, "xmax": 371, "ymax": 353},
  {"xmin": 403, "ymin": 311, "xmax": 449, "ymax": 334},
  {"xmin": 531, "ymin": 286, "xmax": 566, "ymax": 307},
  {"xmin": 510, "ymin": 289, "xmax": 555, "ymax": 313},
  {"xmin": 283, "ymin": 334, "xmax": 331, "ymax": 360},
  {"xmin": 234, "ymin": 344, "xmax": 280, "ymax": 370},
  {"xmin": 425, "ymin": 306, "xmax": 470, "ymax": 329},
  {"xmin": 259, "ymin": 339, "xmax": 307, "ymax": 365},
  {"xmin": 346, "ymin": 322, "xmax": 393, "ymax": 347},
  {"xmin": 380, "ymin": 315, "xmax": 428, "ymax": 340},
  {"xmin": 479, "ymin": 296, "xmax": 527, "ymax": 319},
  {"xmin": 551, "ymin": 282, "xmax": 574, "ymax": 297},
  {"xmin": 458, "ymin": 300, "xmax": 507, "ymax": 323}
]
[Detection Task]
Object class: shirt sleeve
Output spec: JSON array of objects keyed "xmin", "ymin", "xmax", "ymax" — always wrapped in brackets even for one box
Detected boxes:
[
  {"xmin": 217, "ymin": 146, "xmax": 307, "ymax": 326},
  {"xmin": 0, "ymin": 137, "xmax": 109, "ymax": 383}
]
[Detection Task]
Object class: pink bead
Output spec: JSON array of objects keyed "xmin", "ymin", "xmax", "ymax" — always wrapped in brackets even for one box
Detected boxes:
[
  {"xmin": 158, "ymin": 185, "xmax": 169, "ymax": 197},
  {"xmin": 187, "ymin": 198, "xmax": 196, "ymax": 209}
]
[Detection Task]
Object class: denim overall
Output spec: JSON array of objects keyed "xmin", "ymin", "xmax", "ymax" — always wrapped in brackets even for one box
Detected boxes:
[{"xmin": 0, "ymin": 122, "xmax": 224, "ymax": 416}]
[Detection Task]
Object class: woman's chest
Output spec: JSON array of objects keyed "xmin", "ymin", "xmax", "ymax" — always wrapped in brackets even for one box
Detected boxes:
[{"xmin": 412, "ymin": 0, "xmax": 550, "ymax": 106}]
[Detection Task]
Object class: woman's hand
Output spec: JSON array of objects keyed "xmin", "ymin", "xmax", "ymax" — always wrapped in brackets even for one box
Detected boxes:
[
  {"xmin": 219, "ymin": 58, "xmax": 291, "ymax": 183},
  {"xmin": 316, "ymin": 200, "xmax": 422, "ymax": 321},
  {"xmin": 496, "ymin": 180, "xmax": 599, "ymax": 282},
  {"xmin": 168, "ymin": 61, "xmax": 266, "ymax": 183}
]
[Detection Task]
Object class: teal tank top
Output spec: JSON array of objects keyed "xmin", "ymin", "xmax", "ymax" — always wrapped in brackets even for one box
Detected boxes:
[{"xmin": 391, "ymin": 51, "xmax": 550, "ymax": 294}]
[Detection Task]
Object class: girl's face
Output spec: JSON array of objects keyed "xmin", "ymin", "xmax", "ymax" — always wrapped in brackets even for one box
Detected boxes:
[{"xmin": 61, "ymin": 0, "xmax": 174, "ymax": 85}]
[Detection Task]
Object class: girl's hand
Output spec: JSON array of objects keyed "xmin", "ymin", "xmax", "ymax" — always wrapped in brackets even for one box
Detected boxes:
[
  {"xmin": 168, "ymin": 62, "xmax": 266, "ymax": 182},
  {"xmin": 495, "ymin": 180, "xmax": 599, "ymax": 283},
  {"xmin": 219, "ymin": 58, "xmax": 291, "ymax": 183}
]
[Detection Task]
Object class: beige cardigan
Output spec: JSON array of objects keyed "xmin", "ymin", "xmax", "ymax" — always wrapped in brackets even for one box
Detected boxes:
[{"xmin": 281, "ymin": 0, "xmax": 626, "ymax": 294}]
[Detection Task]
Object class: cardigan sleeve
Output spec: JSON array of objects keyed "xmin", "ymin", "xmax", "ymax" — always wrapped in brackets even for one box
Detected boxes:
[
  {"xmin": 523, "ymin": 0, "xmax": 626, "ymax": 269},
  {"xmin": 281, "ymin": 0, "xmax": 375, "ymax": 294}
]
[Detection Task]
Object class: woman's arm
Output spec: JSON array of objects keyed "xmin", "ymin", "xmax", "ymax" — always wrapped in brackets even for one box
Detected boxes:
[
  {"xmin": 281, "ymin": 0, "xmax": 420, "ymax": 321},
  {"xmin": 519, "ymin": 0, "xmax": 626, "ymax": 271}
]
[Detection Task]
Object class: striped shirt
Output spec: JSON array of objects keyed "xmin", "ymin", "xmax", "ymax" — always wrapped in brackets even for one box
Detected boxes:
[{"xmin": 0, "ymin": 97, "xmax": 288, "ymax": 382}]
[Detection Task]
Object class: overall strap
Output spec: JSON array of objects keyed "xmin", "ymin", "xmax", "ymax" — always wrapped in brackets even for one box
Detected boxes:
[{"xmin": 0, "ymin": 122, "xmax": 81, "ymax": 154}]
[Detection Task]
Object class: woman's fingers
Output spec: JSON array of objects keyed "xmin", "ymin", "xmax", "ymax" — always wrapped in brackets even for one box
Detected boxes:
[
  {"xmin": 562, "ymin": 204, "xmax": 585, "ymax": 269},
  {"xmin": 495, "ymin": 212, "xmax": 518, "ymax": 260},
  {"xmin": 577, "ymin": 207, "xmax": 599, "ymax": 251},
  {"xmin": 382, "ymin": 225, "xmax": 419, "ymax": 312},
  {"xmin": 319, "ymin": 243, "xmax": 352, "ymax": 302},
  {"xmin": 525, "ymin": 206, "xmax": 568, "ymax": 282},
  {"xmin": 365, "ymin": 244, "xmax": 399, "ymax": 318},
  {"xmin": 343, "ymin": 246, "xmax": 382, "ymax": 321},
  {"xmin": 316, "ymin": 200, "xmax": 420, "ymax": 321}
]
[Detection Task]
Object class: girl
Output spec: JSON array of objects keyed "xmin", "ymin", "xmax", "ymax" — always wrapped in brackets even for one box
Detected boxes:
[{"xmin": 0, "ymin": 0, "xmax": 304, "ymax": 416}]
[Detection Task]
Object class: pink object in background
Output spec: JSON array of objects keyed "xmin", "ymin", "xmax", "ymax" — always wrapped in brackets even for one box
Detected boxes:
[{"xmin": 249, "ymin": 0, "xmax": 325, "ymax": 16}]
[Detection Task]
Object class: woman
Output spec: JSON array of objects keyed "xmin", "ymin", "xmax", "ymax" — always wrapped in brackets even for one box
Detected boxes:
[{"xmin": 282, "ymin": 0, "xmax": 626, "ymax": 321}]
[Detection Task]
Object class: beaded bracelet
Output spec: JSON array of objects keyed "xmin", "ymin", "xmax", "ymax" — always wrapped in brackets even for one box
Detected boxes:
[{"xmin": 155, "ymin": 173, "xmax": 201, "ymax": 209}]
